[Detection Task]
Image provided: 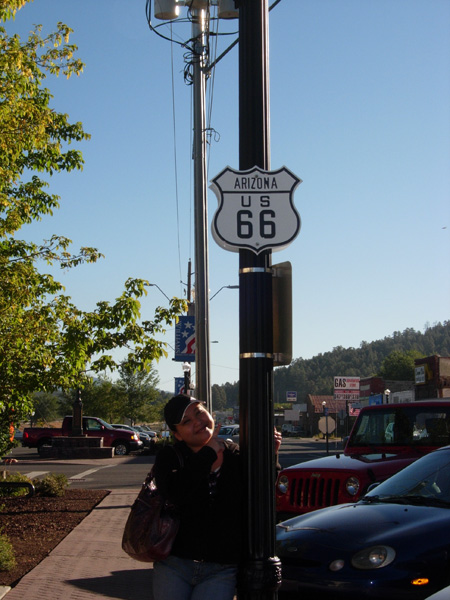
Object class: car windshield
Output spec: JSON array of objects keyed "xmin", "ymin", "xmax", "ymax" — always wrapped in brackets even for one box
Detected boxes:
[
  {"xmin": 219, "ymin": 427, "xmax": 234, "ymax": 435},
  {"xmin": 363, "ymin": 449, "xmax": 450, "ymax": 505},
  {"xmin": 348, "ymin": 406, "xmax": 450, "ymax": 447},
  {"xmin": 96, "ymin": 418, "xmax": 114, "ymax": 430}
]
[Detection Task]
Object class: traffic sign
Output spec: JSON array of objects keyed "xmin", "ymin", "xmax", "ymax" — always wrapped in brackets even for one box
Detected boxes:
[
  {"xmin": 318, "ymin": 416, "xmax": 336, "ymax": 434},
  {"xmin": 210, "ymin": 165, "xmax": 301, "ymax": 254}
]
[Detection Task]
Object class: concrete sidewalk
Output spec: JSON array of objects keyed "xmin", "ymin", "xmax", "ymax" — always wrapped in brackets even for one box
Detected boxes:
[{"xmin": 3, "ymin": 488, "xmax": 156, "ymax": 600}]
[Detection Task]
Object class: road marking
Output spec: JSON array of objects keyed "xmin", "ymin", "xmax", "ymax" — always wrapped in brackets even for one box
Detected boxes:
[
  {"xmin": 25, "ymin": 471, "xmax": 48, "ymax": 479},
  {"xmin": 69, "ymin": 464, "xmax": 117, "ymax": 480}
]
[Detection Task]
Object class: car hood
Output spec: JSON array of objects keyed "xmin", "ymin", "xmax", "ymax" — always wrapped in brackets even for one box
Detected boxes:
[
  {"xmin": 282, "ymin": 451, "xmax": 418, "ymax": 473},
  {"xmin": 277, "ymin": 502, "xmax": 450, "ymax": 555}
]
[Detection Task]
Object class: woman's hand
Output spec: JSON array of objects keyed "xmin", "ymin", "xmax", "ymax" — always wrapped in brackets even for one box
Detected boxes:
[
  {"xmin": 207, "ymin": 424, "xmax": 226, "ymax": 470},
  {"xmin": 274, "ymin": 428, "xmax": 282, "ymax": 454}
]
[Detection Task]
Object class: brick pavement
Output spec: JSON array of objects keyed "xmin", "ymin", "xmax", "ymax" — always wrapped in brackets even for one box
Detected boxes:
[{"xmin": 3, "ymin": 488, "xmax": 154, "ymax": 600}]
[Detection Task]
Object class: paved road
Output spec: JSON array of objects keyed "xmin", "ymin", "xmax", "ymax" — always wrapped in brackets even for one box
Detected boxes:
[
  {"xmin": 3, "ymin": 437, "xmax": 338, "ymax": 489},
  {"xmin": 3, "ymin": 448, "xmax": 155, "ymax": 490}
]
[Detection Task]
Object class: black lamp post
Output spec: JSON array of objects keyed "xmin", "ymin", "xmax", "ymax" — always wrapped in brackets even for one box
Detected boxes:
[
  {"xmin": 238, "ymin": 1, "xmax": 281, "ymax": 598},
  {"xmin": 72, "ymin": 388, "xmax": 83, "ymax": 437},
  {"xmin": 322, "ymin": 401, "xmax": 329, "ymax": 455},
  {"xmin": 182, "ymin": 362, "xmax": 192, "ymax": 396}
]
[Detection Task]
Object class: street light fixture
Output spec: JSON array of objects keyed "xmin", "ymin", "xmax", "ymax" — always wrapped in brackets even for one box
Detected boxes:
[
  {"xmin": 182, "ymin": 362, "xmax": 192, "ymax": 396},
  {"xmin": 153, "ymin": 0, "xmax": 239, "ymax": 21},
  {"xmin": 384, "ymin": 389, "xmax": 391, "ymax": 404},
  {"xmin": 209, "ymin": 284, "xmax": 239, "ymax": 301}
]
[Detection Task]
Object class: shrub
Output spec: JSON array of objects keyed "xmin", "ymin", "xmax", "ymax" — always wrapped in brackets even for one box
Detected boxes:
[
  {"xmin": 0, "ymin": 472, "xmax": 33, "ymax": 498},
  {"xmin": 0, "ymin": 532, "xmax": 16, "ymax": 571},
  {"xmin": 33, "ymin": 473, "xmax": 68, "ymax": 497}
]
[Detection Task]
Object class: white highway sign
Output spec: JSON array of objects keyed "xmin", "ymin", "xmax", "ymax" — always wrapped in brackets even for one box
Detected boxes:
[{"xmin": 210, "ymin": 166, "xmax": 301, "ymax": 254}]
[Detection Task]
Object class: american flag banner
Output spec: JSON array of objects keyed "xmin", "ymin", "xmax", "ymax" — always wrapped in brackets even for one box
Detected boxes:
[
  {"xmin": 175, "ymin": 316, "xmax": 195, "ymax": 362},
  {"xmin": 349, "ymin": 404, "xmax": 361, "ymax": 417},
  {"xmin": 174, "ymin": 377, "xmax": 185, "ymax": 394}
]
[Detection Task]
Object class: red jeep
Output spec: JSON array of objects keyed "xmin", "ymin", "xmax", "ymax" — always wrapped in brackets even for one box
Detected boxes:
[{"xmin": 276, "ymin": 401, "xmax": 450, "ymax": 520}]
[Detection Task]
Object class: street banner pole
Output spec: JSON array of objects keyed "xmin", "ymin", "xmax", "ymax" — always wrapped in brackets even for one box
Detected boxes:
[{"xmin": 237, "ymin": 1, "xmax": 281, "ymax": 598}]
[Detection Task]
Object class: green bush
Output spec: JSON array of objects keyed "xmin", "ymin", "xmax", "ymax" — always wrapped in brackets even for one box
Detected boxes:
[
  {"xmin": 0, "ymin": 472, "xmax": 33, "ymax": 498},
  {"xmin": 33, "ymin": 473, "xmax": 68, "ymax": 497},
  {"xmin": 0, "ymin": 532, "xmax": 16, "ymax": 571}
]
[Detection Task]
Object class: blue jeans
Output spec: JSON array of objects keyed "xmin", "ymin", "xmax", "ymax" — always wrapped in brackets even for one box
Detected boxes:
[{"xmin": 153, "ymin": 555, "xmax": 237, "ymax": 600}]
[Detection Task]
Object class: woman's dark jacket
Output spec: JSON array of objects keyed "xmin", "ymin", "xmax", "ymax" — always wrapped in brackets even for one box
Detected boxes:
[{"xmin": 153, "ymin": 440, "xmax": 242, "ymax": 564}]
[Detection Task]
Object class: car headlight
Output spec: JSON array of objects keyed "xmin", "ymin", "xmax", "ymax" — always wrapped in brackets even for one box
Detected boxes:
[
  {"xmin": 132, "ymin": 434, "xmax": 139, "ymax": 441},
  {"xmin": 345, "ymin": 476, "xmax": 360, "ymax": 496},
  {"xmin": 277, "ymin": 475, "xmax": 289, "ymax": 494},
  {"xmin": 351, "ymin": 546, "xmax": 395, "ymax": 569}
]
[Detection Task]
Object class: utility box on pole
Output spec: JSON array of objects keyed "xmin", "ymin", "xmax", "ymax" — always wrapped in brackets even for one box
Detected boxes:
[{"xmin": 272, "ymin": 261, "xmax": 293, "ymax": 367}]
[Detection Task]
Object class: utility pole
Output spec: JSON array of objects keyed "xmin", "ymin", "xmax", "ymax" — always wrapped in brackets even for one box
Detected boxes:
[
  {"xmin": 191, "ymin": 6, "xmax": 211, "ymax": 411},
  {"xmin": 237, "ymin": 1, "xmax": 281, "ymax": 599},
  {"xmin": 150, "ymin": 1, "xmax": 214, "ymax": 410}
]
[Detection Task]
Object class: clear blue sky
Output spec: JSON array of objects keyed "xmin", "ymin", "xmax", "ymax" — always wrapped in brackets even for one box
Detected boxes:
[{"xmin": 6, "ymin": 0, "xmax": 450, "ymax": 392}]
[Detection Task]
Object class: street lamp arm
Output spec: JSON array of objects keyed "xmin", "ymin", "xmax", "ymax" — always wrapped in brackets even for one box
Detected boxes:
[
  {"xmin": 147, "ymin": 283, "xmax": 171, "ymax": 301},
  {"xmin": 206, "ymin": 0, "xmax": 284, "ymax": 72},
  {"xmin": 209, "ymin": 285, "xmax": 239, "ymax": 301}
]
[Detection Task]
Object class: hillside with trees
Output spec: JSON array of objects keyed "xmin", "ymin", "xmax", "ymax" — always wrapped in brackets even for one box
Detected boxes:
[{"xmin": 213, "ymin": 321, "xmax": 450, "ymax": 410}]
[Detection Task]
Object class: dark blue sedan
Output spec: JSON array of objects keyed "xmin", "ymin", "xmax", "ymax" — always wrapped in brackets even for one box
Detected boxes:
[{"xmin": 277, "ymin": 445, "xmax": 450, "ymax": 600}]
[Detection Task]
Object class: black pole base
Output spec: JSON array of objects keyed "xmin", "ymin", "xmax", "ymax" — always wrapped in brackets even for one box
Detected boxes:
[{"xmin": 237, "ymin": 556, "xmax": 282, "ymax": 599}]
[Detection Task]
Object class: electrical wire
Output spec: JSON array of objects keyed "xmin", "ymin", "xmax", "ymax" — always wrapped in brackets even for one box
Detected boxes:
[
  {"xmin": 145, "ymin": 0, "xmax": 191, "ymax": 48},
  {"xmin": 205, "ymin": 3, "xmax": 219, "ymax": 177},
  {"xmin": 169, "ymin": 22, "xmax": 183, "ymax": 290},
  {"xmin": 145, "ymin": 0, "xmax": 284, "ymax": 299}
]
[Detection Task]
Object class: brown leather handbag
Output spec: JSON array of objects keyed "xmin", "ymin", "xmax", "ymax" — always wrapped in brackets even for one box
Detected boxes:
[{"xmin": 122, "ymin": 447, "xmax": 183, "ymax": 562}]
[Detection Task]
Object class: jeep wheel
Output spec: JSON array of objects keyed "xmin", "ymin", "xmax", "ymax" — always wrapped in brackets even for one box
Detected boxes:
[{"xmin": 113, "ymin": 441, "xmax": 129, "ymax": 456}]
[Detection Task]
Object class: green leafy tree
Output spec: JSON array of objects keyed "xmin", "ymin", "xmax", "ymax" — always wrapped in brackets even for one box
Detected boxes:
[
  {"xmin": 69, "ymin": 376, "xmax": 119, "ymax": 423},
  {"xmin": 378, "ymin": 349, "xmax": 423, "ymax": 381},
  {"xmin": 212, "ymin": 384, "xmax": 227, "ymax": 412},
  {"xmin": 0, "ymin": 1, "xmax": 186, "ymax": 456},
  {"xmin": 115, "ymin": 363, "xmax": 160, "ymax": 425},
  {"xmin": 30, "ymin": 391, "xmax": 60, "ymax": 425}
]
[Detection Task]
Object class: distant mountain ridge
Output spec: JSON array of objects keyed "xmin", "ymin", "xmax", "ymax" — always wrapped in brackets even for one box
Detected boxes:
[
  {"xmin": 273, "ymin": 321, "xmax": 450, "ymax": 401},
  {"xmin": 214, "ymin": 321, "xmax": 450, "ymax": 408}
]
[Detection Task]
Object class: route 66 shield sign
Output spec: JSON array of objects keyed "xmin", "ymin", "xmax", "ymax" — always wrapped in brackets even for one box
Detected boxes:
[{"xmin": 210, "ymin": 166, "xmax": 301, "ymax": 254}]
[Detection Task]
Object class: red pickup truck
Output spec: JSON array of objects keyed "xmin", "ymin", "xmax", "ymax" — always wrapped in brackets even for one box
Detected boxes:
[
  {"xmin": 22, "ymin": 416, "xmax": 143, "ymax": 456},
  {"xmin": 276, "ymin": 401, "xmax": 450, "ymax": 521}
]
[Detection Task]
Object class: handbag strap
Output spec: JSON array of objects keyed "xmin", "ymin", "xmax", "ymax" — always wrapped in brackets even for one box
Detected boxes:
[
  {"xmin": 144, "ymin": 443, "xmax": 184, "ymax": 485},
  {"xmin": 171, "ymin": 444, "xmax": 184, "ymax": 469}
]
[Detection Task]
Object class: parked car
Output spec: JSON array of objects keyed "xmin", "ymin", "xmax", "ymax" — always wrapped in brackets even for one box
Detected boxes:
[
  {"xmin": 111, "ymin": 424, "xmax": 153, "ymax": 450},
  {"xmin": 276, "ymin": 401, "xmax": 450, "ymax": 520},
  {"xmin": 276, "ymin": 445, "xmax": 450, "ymax": 600},
  {"xmin": 282, "ymin": 424, "xmax": 303, "ymax": 437},
  {"xmin": 424, "ymin": 586, "xmax": 450, "ymax": 599},
  {"xmin": 134, "ymin": 425, "xmax": 158, "ymax": 452},
  {"xmin": 22, "ymin": 416, "xmax": 143, "ymax": 455},
  {"xmin": 134, "ymin": 425, "xmax": 157, "ymax": 438},
  {"xmin": 218, "ymin": 424, "xmax": 240, "ymax": 444}
]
